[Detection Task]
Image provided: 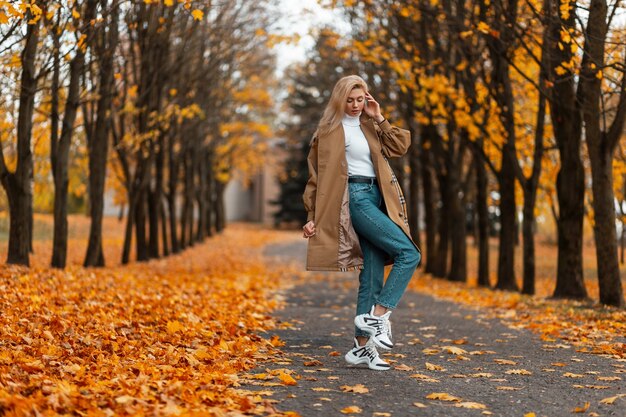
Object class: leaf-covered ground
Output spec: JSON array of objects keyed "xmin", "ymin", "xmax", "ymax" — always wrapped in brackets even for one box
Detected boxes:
[
  {"xmin": 0, "ymin": 223, "xmax": 298, "ymax": 416},
  {"xmin": 1, "ymin": 221, "xmax": 625, "ymax": 416}
]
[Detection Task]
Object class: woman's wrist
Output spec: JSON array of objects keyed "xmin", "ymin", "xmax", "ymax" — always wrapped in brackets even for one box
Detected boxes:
[{"xmin": 375, "ymin": 115, "xmax": 386, "ymax": 124}]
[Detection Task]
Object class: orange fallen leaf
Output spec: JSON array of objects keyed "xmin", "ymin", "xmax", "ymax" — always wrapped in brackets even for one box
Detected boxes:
[
  {"xmin": 426, "ymin": 392, "xmax": 462, "ymax": 402},
  {"xmin": 340, "ymin": 406, "xmax": 362, "ymax": 414},
  {"xmin": 166, "ymin": 320, "xmax": 184, "ymax": 333},
  {"xmin": 563, "ymin": 372, "xmax": 584, "ymax": 378},
  {"xmin": 600, "ymin": 394, "xmax": 626, "ymax": 404},
  {"xmin": 597, "ymin": 376, "xmax": 621, "ymax": 381},
  {"xmin": 409, "ymin": 373, "xmax": 439, "ymax": 382},
  {"xmin": 573, "ymin": 384, "xmax": 610, "ymax": 389},
  {"xmin": 455, "ymin": 401, "xmax": 487, "ymax": 409},
  {"xmin": 340, "ymin": 384, "xmax": 369, "ymax": 394},
  {"xmin": 395, "ymin": 364, "xmax": 414, "ymax": 371},
  {"xmin": 494, "ymin": 359, "xmax": 517, "ymax": 365},
  {"xmin": 505, "ymin": 369, "xmax": 532, "ymax": 375},
  {"xmin": 425, "ymin": 362, "xmax": 445, "ymax": 371},
  {"xmin": 572, "ymin": 402, "xmax": 590, "ymax": 413},
  {"xmin": 443, "ymin": 346, "xmax": 467, "ymax": 355},
  {"xmin": 279, "ymin": 372, "xmax": 297, "ymax": 386},
  {"xmin": 413, "ymin": 402, "xmax": 427, "ymax": 408},
  {"xmin": 269, "ymin": 335, "xmax": 284, "ymax": 347}
]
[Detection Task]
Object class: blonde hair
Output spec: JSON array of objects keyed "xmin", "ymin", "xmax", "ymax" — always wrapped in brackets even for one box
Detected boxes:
[{"xmin": 314, "ymin": 75, "xmax": 368, "ymax": 140}]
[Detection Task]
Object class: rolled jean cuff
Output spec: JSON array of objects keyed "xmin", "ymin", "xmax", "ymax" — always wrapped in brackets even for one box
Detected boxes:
[{"xmin": 374, "ymin": 300, "xmax": 396, "ymax": 310}]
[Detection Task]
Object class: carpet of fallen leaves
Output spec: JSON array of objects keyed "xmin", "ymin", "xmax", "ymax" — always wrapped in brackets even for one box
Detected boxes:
[
  {"xmin": 0, "ymin": 221, "xmax": 300, "ymax": 416},
  {"xmin": 408, "ymin": 238, "xmax": 626, "ymax": 359}
]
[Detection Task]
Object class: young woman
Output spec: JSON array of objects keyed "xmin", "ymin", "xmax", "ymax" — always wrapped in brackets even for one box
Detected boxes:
[{"xmin": 302, "ymin": 75, "xmax": 421, "ymax": 371}]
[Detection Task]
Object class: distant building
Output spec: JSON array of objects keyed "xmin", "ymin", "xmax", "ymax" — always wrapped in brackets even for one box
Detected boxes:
[{"xmin": 225, "ymin": 164, "xmax": 281, "ymax": 224}]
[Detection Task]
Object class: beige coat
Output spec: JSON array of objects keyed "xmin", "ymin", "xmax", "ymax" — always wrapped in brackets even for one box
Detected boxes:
[{"xmin": 302, "ymin": 115, "xmax": 419, "ymax": 271}]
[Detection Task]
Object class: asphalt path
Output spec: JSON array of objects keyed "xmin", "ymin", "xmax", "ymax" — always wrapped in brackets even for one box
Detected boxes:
[{"xmin": 242, "ymin": 240, "xmax": 626, "ymax": 417}]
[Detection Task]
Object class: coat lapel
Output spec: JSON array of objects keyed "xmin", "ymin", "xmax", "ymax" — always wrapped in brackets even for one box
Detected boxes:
[
  {"xmin": 359, "ymin": 117, "xmax": 382, "ymax": 168},
  {"xmin": 326, "ymin": 124, "xmax": 346, "ymax": 162}
]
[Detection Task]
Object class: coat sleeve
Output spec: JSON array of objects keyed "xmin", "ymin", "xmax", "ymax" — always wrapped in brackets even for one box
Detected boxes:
[
  {"xmin": 302, "ymin": 136, "xmax": 319, "ymax": 222},
  {"xmin": 376, "ymin": 119, "xmax": 411, "ymax": 158}
]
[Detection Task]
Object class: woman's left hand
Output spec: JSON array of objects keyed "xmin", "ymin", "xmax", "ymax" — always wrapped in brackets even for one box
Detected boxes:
[{"xmin": 364, "ymin": 92, "xmax": 384, "ymax": 123}]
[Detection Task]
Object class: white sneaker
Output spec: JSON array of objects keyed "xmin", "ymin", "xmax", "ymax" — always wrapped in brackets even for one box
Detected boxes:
[
  {"xmin": 354, "ymin": 306, "xmax": 393, "ymax": 350},
  {"xmin": 344, "ymin": 338, "xmax": 390, "ymax": 371}
]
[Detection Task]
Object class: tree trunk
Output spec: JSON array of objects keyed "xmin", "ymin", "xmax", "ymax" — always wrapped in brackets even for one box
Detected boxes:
[
  {"xmin": 167, "ymin": 131, "xmax": 180, "ymax": 253},
  {"xmin": 588, "ymin": 151, "xmax": 624, "ymax": 306},
  {"xmin": 408, "ymin": 134, "xmax": 421, "ymax": 248},
  {"xmin": 484, "ymin": 0, "xmax": 520, "ymax": 292},
  {"xmin": 135, "ymin": 193, "xmax": 149, "ymax": 261},
  {"xmin": 50, "ymin": 30, "xmax": 62, "ymax": 267},
  {"xmin": 205, "ymin": 152, "xmax": 214, "ymax": 237},
  {"xmin": 3, "ymin": 14, "xmax": 40, "ymax": 266},
  {"xmin": 160, "ymin": 195, "xmax": 169, "ymax": 257},
  {"xmin": 552, "ymin": 162, "xmax": 587, "ymax": 298},
  {"xmin": 215, "ymin": 180, "xmax": 226, "ymax": 233},
  {"xmin": 149, "ymin": 134, "xmax": 165, "ymax": 258},
  {"xmin": 148, "ymin": 188, "xmax": 159, "ymax": 258},
  {"xmin": 447, "ymin": 139, "xmax": 466, "ymax": 282},
  {"xmin": 51, "ymin": 52, "xmax": 83, "ymax": 268},
  {"xmin": 168, "ymin": 189, "xmax": 179, "ymax": 253},
  {"xmin": 196, "ymin": 149, "xmax": 207, "ymax": 242},
  {"xmin": 84, "ymin": 0, "xmax": 119, "ymax": 267},
  {"xmin": 474, "ymin": 150, "xmax": 490, "ymax": 287},
  {"xmin": 619, "ymin": 177, "xmax": 626, "ymax": 265},
  {"xmin": 433, "ymin": 176, "xmax": 449, "ymax": 278},
  {"xmin": 496, "ymin": 146, "xmax": 518, "ymax": 291},
  {"xmin": 122, "ymin": 194, "xmax": 136, "ymax": 264},
  {"xmin": 547, "ymin": 0, "xmax": 588, "ymax": 300},
  {"xmin": 421, "ymin": 142, "xmax": 438, "ymax": 274},
  {"xmin": 181, "ymin": 152, "xmax": 194, "ymax": 247},
  {"xmin": 521, "ymin": 193, "xmax": 536, "ymax": 295},
  {"xmin": 580, "ymin": 0, "xmax": 624, "ymax": 307}
]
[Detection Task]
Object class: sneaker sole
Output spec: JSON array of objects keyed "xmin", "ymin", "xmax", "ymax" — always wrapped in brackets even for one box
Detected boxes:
[
  {"xmin": 354, "ymin": 316, "xmax": 394, "ymax": 350},
  {"xmin": 344, "ymin": 353, "xmax": 391, "ymax": 371}
]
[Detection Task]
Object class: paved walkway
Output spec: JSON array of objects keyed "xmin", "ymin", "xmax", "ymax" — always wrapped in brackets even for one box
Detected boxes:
[{"xmin": 243, "ymin": 241, "xmax": 626, "ymax": 417}]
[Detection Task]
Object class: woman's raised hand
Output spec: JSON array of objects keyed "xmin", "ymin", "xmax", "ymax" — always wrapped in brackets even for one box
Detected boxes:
[
  {"xmin": 302, "ymin": 220, "xmax": 316, "ymax": 238},
  {"xmin": 364, "ymin": 92, "xmax": 384, "ymax": 123}
]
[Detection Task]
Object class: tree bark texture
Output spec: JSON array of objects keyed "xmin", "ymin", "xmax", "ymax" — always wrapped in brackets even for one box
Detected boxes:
[
  {"xmin": 84, "ymin": 0, "xmax": 119, "ymax": 267},
  {"xmin": 4, "ymin": 16, "xmax": 40, "ymax": 266},
  {"xmin": 547, "ymin": 0, "xmax": 588, "ymax": 299}
]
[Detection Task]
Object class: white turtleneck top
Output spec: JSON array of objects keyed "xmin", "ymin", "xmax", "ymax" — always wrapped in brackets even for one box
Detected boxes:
[{"xmin": 342, "ymin": 113, "xmax": 376, "ymax": 177}]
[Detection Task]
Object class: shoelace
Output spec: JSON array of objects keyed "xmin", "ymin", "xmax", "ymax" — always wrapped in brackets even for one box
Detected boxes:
[
  {"xmin": 371, "ymin": 316, "xmax": 392, "ymax": 340},
  {"xmin": 363, "ymin": 342, "xmax": 380, "ymax": 360},
  {"xmin": 354, "ymin": 343, "xmax": 379, "ymax": 361}
]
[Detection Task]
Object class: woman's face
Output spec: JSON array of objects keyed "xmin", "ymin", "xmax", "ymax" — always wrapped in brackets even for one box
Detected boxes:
[{"xmin": 345, "ymin": 87, "xmax": 365, "ymax": 116}]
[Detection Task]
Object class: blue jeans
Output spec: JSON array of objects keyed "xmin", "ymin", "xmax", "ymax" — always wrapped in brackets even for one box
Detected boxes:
[{"xmin": 348, "ymin": 181, "xmax": 421, "ymax": 338}]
